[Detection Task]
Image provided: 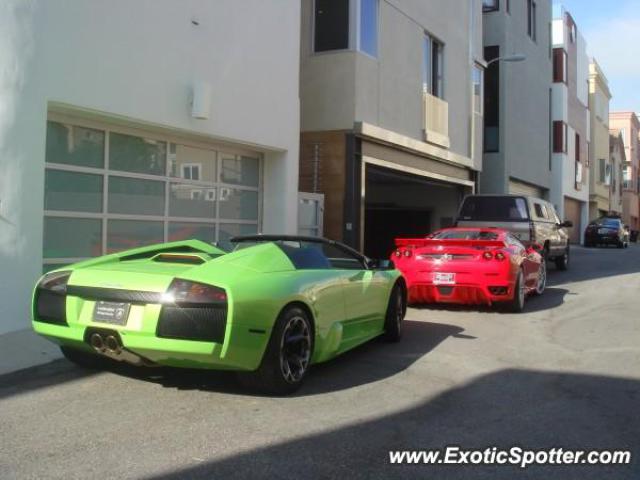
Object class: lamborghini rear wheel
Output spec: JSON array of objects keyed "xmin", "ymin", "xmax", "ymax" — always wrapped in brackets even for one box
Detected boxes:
[{"xmin": 241, "ymin": 306, "xmax": 313, "ymax": 395}]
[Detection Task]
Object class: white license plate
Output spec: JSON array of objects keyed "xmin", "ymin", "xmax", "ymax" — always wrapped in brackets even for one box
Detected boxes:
[
  {"xmin": 93, "ymin": 301, "xmax": 130, "ymax": 326},
  {"xmin": 433, "ymin": 273, "xmax": 456, "ymax": 285},
  {"xmin": 598, "ymin": 228, "xmax": 611, "ymax": 234}
]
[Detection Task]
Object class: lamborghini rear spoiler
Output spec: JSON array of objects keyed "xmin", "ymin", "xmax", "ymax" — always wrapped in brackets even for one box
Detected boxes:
[{"xmin": 394, "ymin": 238, "xmax": 505, "ymax": 248}]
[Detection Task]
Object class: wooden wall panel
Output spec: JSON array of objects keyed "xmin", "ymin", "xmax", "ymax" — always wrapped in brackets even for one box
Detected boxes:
[{"xmin": 299, "ymin": 131, "xmax": 347, "ymax": 241}]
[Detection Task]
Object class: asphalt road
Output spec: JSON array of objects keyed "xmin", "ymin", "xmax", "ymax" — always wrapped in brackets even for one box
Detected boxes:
[{"xmin": 1, "ymin": 245, "xmax": 639, "ymax": 479}]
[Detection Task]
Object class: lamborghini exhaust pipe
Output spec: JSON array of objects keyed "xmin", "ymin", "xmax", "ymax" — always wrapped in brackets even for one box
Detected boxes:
[
  {"xmin": 90, "ymin": 333, "xmax": 105, "ymax": 352},
  {"xmin": 105, "ymin": 335, "xmax": 122, "ymax": 354}
]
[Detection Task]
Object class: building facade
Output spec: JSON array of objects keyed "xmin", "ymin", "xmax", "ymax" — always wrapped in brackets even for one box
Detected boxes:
[
  {"xmin": 609, "ymin": 112, "xmax": 640, "ymax": 231},
  {"xmin": 0, "ymin": 0, "xmax": 301, "ymax": 336},
  {"xmin": 481, "ymin": 0, "xmax": 552, "ymax": 198},
  {"xmin": 551, "ymin": 5, "xmax": 590, "ymax": 244},
  {"xmin": 609, "ymin": 131, "xmax": 625, "ymax": 216},
  {"xmin": 300, "ymin": 0, "xmax": 484, "ymax": 258},
  {"xmin": 587, "ymin": 59, "xmax": 612, "ymax": 220}
]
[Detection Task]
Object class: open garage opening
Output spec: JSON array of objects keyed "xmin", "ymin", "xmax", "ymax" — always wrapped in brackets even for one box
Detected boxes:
[{"xmin": 363, "ymin": 164, "xmax": 470, "ymax": 259}]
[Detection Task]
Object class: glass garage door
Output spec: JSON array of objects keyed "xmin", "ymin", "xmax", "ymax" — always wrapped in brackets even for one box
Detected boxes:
[{"xmin": 43, "ymin": 116, "xmax": 261, "ymax": 272}]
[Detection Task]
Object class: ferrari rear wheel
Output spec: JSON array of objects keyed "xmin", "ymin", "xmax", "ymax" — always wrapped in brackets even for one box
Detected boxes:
[
  {"xmin": 504, "ymin": 269, "xmax": 526, "ymax": 313},
  {"xmin": 534, "ymin": 260, "xmax": 546, "ymax": 296},
  {"xmin": 383, "ymin": 284, "xmax": 405, "ymax": 342},
  {"xmin": 241, "ymin": 306, "xmax": 313, "ymax": 395}
]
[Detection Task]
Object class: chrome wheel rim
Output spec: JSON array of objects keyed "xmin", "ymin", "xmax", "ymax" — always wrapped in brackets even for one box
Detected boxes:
[
  {"xmin": 536, "ymin": 262, "xmax": 547, "ymax": 294},
  {"xmin": 279, "ymin": 316, "xmax": 311, "ymax": 384},
  {"xmin": 518, "ymin": 271, "xmax": 525, "ymax": 306}
]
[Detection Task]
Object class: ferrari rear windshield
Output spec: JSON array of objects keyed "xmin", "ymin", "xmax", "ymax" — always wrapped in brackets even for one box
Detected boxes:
[
  {"xmin": 459, "ymin": 196, "xmax": 529, "ymax": 222},
  {"xmin": 431, "ymin": 230, "xmax": 500, "ymax": 241}
]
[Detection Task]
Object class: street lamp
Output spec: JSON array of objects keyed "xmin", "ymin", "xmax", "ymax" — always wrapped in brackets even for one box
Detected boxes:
[{"xmin": 486, "ymin": 53, "xmax": 526, "ymax": 67}]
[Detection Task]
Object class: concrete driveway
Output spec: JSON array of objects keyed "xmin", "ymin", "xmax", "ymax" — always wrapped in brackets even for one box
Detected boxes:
[{"xmin": 1, "ymin": 245, "xmax": 639, "ymax": 479}]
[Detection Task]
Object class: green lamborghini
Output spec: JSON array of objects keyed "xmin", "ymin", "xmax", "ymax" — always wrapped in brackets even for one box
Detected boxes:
[{"xmin": 32, "ymin": 235, "xmax": 407, "ymax": 394}]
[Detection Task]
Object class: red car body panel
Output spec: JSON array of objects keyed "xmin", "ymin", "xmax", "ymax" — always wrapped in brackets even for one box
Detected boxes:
[{"xmin": 392, "ymin": 228, "xmax": 543, "ymax": 306}]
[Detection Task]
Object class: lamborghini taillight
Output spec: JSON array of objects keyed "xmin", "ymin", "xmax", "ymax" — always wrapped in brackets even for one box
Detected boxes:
[
  {"xmin": 164, "ymin": 279, "xmax": 227, "ymax": 305},
  {"xmin": 35, "ymin": 271, "xmax": 71, "ymax": 325}
]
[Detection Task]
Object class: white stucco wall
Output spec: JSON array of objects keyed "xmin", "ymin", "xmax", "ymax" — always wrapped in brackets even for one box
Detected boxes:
[{"xmin": 0, "ymin": 0, "xmax": 301, "ymax": 334}]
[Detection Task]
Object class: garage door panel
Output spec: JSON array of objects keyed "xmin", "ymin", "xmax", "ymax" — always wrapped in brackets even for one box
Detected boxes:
[{"xmin": 564, "ymin": 197, "xmax": 581, "ymax": 244}]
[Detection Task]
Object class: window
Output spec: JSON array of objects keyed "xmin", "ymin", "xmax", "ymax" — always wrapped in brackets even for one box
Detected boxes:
[
  {"xmin": 599, "ymin": 159, "xmax": 606, "ymax": 183},
  {"xmin": 623, "ymin": 167, "xmax": 631, "ymax": 189},
  {"xmin": 313, "ymin": 0, "xmax": 379, "ymax": 57},
  {"xmin": 431, "ymin": 230, "xmax": 500, "ymax": 241},
  {"xmin": 359, "ymin": 0, "xmax": 378, "ymax": 57},
  {"xmin": 458, "ymin": 196, "xmax": 530, "ymax": 222},
  {"xmin": 423, "ymin": 34, "xmax": 444, "ymax": 98},
  {"xmin": 484, "ymin": 46, "xmax": 500, "ymax": 152},
  {"xmin": 575, "ymin": 133, "xmax": 582, "ymax": 185},
  {"xmin": 533, "ymin": 203, "xmax": 545, "ymax": 219},
  {"xmin": 527, "ymin": 0, "xmax": 537, "ymax": 41},
  {"xmin": 506, "ymin": 0, "xmax": 510, "ymax": 14},
  {"xmin": 472, "ymin": 64, "xmax": 484, "ymax": 115},
  {"xmin": 506, "ymin": 234, "xmax": 525, "ymax": 250},
  {"xmin": 569, "ymin": 20, "xmax": 576, "ymax": 43},
  {"xmin": 553, "ymin": 48, "xmax": 567, "ymax": 83},
  {"xmin": 43, "ymin": 119, "xmax": 261, "ymax": 270},
  {"xmin": 553, "ymin": 121, "xmax": 567, "ymax": 153},
  {"xmin": 482, "ymin": 0, "xmax": 499, "ymax": 12},
  {"xmin": 181, "ymin": 164, "xmax": 201, "ymax": 181},
  {"xmin": 313, "ymin": 0, "xmax": 350, "ymax": 52}
]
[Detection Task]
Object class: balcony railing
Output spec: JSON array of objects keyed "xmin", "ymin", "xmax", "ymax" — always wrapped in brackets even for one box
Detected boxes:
[{"xmin": 423, "ymin": 91, "xmax": 450, "ymax": 149}]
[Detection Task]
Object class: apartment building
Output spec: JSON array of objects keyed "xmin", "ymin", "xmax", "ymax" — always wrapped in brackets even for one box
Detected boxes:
[
  {"xmin": 0, "ymin": 0, "xmax": 301, "ymax": 338},
  {"xmin": 588, "ymin": 59, "xmax": 612, "ymax": 220},
  {"xmin": 550, "ymin": 5, "xmax": 590, "ymax": 244},
  {"xmin": 609, "ymin": 112, "xmax": 640, "ymax": 231},
  {"xmin": 609, "ymin": 131, "xmax": 625, "ymax": 216},
  {"xmin": 481, "ymin": 0, "xmax": 552, "ymax": 198},
  {"xmin": 299, "ymin": 0, "xmax": 484, "ymax": 258}
]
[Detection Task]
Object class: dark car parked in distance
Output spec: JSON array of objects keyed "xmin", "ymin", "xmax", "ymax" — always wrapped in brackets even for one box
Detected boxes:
[{"xmin": 584, "ymin": 216, "xmax": 629, "ymax": 248}]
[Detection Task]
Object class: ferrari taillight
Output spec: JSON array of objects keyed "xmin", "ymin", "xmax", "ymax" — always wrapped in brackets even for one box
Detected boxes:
[
  {"xmin": 403, "ymin": 249, "xmax": 412, "ymax": 258},
  {"xmin": 394, "ymin": 250, "xmax": 402, "ymax": 258},
  {"xmin": 482, "ymin": 251, "xmax": 493, "ymax": 260},
  {"xmin": 165, "ymin": 279, "xmax": 227, "ymax": 305},
  {"xmin": 494, "ymin": 251, "xmax": 506, "ymax": 261}
]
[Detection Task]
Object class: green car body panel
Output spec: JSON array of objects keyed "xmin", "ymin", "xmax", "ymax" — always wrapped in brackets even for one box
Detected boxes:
[{"xmin": 32, "ymin": 239, "xmax": 402, "ymax": 371}]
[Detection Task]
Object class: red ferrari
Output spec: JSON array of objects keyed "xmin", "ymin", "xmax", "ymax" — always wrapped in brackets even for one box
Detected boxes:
[{"xmin": 391, "ymin": 228, "xmax": 546, "ymax": 312}]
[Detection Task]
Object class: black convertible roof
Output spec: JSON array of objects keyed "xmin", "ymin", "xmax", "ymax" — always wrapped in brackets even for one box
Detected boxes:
[{"xmin": 230, "ymin": 234, "xmax": 367, "ymax": 260}]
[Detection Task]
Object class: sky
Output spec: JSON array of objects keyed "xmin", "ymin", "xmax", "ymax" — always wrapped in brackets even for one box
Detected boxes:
[{"xmin": 556, "ymin": 0, "xmax": 640, "ymax": 113}]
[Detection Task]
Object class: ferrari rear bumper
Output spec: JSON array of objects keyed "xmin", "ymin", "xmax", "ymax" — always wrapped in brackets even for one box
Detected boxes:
[{"xmin": 407, "ymin": 282, "xmax": 515, "ymax": 306}]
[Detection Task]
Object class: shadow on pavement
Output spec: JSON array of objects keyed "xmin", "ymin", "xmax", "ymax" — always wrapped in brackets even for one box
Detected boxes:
[
  {"xmin": 111, "ymin": 320, "xmax": 465, "ymax": 396},
  {"xmin": 409, "ymin": 287, "xmax": 569, "ymax": 315},
  {"xmin": 0, "ymin": 358, "xmax": 98, "ymax": 401},
  {"xmin": 0, "ymin": 320, "xmax": 464, "ymax": 400},
  {"xmin": 146, "ymin": 369, "xmax": 640, "ymax": 480}
]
